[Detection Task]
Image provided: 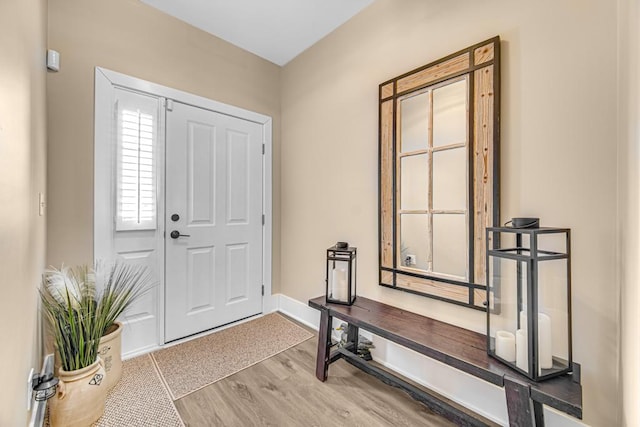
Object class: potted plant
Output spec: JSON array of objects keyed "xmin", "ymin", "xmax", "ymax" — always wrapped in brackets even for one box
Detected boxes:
[
  {"xmin": 41, "ymin": 262, "xmax": 153, "ymax": 425},
  {"xmin": 94, "ymin": 262, "xmax": 153, "ymax": 390},
  {"xmin": 40, "ymin": 265, "xmax": 109, "ymax": 427}
]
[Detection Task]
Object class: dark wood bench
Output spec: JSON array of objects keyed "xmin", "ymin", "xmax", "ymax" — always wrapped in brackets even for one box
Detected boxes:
[{"xmin": 309, "ymin": 296, "xmax": 582, "ymax": 427}]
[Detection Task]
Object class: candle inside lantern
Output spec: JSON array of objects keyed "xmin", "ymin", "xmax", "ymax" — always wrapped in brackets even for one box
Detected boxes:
[
  {"xmin": 516, "ymin": 329, "xmax": 528, "ymax": 371},
  {"xmin": 538, "ymin": 313, "xmax": 553, "ymax": 369},
  {"xmin": 331, "ymin": 267, "xmax": 348, "ymax": 301},
  {"xmin": 519, "ymin": 311, "xmax": 553, "ymax": 370},
  {"xmin": 494, "ymin": 330, "xmax": 516, "ymax": 362}
]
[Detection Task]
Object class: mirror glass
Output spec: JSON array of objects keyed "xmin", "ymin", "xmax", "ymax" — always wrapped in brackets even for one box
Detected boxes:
[
  {"xmin": 432, "ymin": 214, "xmax": 466, "ymax": 278},
  {"xmin": 397, "ymin": 76, "xmax": 469, "ymax": 280},
  {"xmin": 400, "ymin": 154, "xmax": 429, "ymax": 210},
  {"xmin": 433, "ymin": 148, "xmax": 466, "ymax": 210},
  {"xmin": 400, "ymin": 92, "xmax": 429, "ymax": 153},
  {"xmin": 400, "ymin": 214, "xmax": 429, "ymax": 270},
  {"xmin": 433, "ymin": 79, "xmax": 467, "ymax": 147}
]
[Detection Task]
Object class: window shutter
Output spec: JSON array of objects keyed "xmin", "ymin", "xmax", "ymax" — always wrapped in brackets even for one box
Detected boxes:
[{"xmin": 114, "ymin": 89, "xmax": 159, "ymax": 231}]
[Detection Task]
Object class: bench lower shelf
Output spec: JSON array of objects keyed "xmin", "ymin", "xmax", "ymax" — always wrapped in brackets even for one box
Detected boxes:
[{"xmin": 334, "ymin": 345, "xmax": 495, "ymax": 426}]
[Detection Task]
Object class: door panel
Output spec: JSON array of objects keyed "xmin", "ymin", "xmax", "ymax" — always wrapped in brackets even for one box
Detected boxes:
[
  {"xmin": 226, "ymin": 243, "xmax": 249, "ymax": 304},
  {"xmin": 227, "ymin": 130, "xmax": 250, "ymax": 224},
  {"xmin": 188, "ymin": 122, "xmax": 216, "ymax": 224},
  {"xmin": 117, "ymin": 249, "xmax": 156, "ymax": 322},
  {"xmin": 186, "ymin": 245, "xmax": 216, "ymax": 314},
  {"xmin": 165, "ymin": 101, "xmax": 263, "ymax": 342}
]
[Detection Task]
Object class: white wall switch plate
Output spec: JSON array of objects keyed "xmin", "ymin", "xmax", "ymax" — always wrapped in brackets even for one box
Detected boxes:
[{"xmin": 38, "ymin": 192, "xmax": 45, "ymax": 216}]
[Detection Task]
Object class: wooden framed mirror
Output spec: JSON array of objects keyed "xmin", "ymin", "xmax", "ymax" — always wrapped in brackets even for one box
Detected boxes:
[{"xmin": 379, "ymin": 37, "xmax": 500, "ymax": 310}]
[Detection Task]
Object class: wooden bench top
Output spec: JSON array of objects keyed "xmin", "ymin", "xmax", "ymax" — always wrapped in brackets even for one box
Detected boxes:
[{"xmin": 309, "ymin": 295, "xmax": 582, "ymax": 419}]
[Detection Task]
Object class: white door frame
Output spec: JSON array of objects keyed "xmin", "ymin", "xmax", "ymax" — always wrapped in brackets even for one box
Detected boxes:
[{"xmin": 94, "ymin": 67, "xmax": 274, "ymax": 355}]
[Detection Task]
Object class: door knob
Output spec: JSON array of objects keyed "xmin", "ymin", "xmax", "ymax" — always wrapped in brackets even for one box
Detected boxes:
[{"xmin": 170, "ymin": 230, "xmax": 190, "ymax": 239}]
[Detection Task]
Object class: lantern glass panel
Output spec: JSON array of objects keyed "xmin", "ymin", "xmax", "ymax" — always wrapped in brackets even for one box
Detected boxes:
[
  {"xmin": 488, "ymin": 256, "xmax": 528, "ymax": 369},
  {"xmin": 536, "ymin": 257, "xmax": 570, "ymax": 375},
  {"xmin": 350, "ymin": 256, "xmax": 357, "ymax": 299},
  {"xmin": 328, "ymin": 258, "xmax": 351, "ymax": 302}
]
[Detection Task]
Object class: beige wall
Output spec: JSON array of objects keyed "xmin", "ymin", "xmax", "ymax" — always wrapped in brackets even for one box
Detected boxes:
[
  {"xmin": 619, "ymin": 0, "xmax": 640, "ymax": 425},
  {"xmin": 281, "ymin": 0, "xmax": 619, "ymax": 425},
  {"xmin": 0, "ymin": 0, "xmax": 47, "ymax": 424},
  {"xmin": 46, "ymin": 0, "xmax": 282, "ymax": 292}
]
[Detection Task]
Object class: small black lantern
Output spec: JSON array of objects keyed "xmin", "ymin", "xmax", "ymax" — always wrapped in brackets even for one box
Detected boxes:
[
  {"xmin": 326, "ymin": 242, "xmax": 357, "ymax": 305},
  {"xmin": 32, "ymin": 371, "xmax": 59, "ymax": 401},
  {"xmin": 486, "ymin": 226, "xmax": 573, "ymax": 381}
]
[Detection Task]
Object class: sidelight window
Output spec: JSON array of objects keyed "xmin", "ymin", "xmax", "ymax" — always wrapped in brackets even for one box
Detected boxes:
[{"xmin": 114, "ymin": 89, "xmax": 159, "ymax": 231}]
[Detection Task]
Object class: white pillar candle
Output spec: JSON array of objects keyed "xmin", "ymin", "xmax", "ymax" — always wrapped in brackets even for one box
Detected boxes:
[
  {"xmin": 520, "ymin": 311, "xmax": 553, "ymax": 370},
  {"xmin": 331, "ymin": 268, "xmax": 348, "ymax": 301},
  {"xmin": 516, "ymin": 329, "xmax": 528, "ymax": 372},
  {"xmin": 538, "ymin": 313, "xmax": 553, "ymax": 370},
  {"xmin": 494, "ymin": 330, "xmax": 516, "ymax": 362}
]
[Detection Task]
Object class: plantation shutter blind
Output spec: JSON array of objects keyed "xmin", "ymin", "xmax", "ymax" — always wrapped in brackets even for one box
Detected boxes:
[{"xmin": 114, "ymin": 88, "xmax": 160, "ymax": 231}]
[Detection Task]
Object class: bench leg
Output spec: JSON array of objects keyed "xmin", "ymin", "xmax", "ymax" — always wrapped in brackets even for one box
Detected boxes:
[
  {"xmin": 504, "ymin": 377, "xmax": 544, "ymax": 427},
  {"xmin": 533, "ymin": 401, "xmax": 545, "ymax": 426},
  {"xmin": 315, "ymin": 308, "xmax": 332, "ymax": 381},
  {"xmin": 346, "ymin": 323, "xmax": 359, "ymax": 350}
]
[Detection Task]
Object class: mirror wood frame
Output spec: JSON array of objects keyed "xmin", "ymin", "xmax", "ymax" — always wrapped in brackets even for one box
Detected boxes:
[{"xmin": 378, "ymin": 36, "xmax": 500, "ymax": 310}]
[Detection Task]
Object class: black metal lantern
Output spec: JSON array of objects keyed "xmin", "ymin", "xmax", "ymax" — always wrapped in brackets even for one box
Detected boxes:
[
  {"xmin": 326, "ymin": 243, "xmax": 357, "ymax": 305},
  {"xmin": 486, "ymin": 226, "xmax": 573, "ymax": 381},
  {"xmin": 32, "ymin": 372, "xmax": 59, "ymax": 402}
]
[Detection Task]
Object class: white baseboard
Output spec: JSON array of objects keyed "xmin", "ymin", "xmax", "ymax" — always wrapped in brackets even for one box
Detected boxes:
[
  {"xmin": 123, "ymin": 344, "xmax": 162, "ymax": 360},
  {"xmin": 277, "ymin": 293, "xmax": 320, "ymax": 329},
  {"xmin": 273, "ymin": 294, "xmax": 587, "ymax": 427},
  {"xmin": 263, "ymin": 293, "xmax": 279, "ymax": 314},
  {"xmin": 277, "ymin": 293, "xmax": 342, "ymax": 340}
]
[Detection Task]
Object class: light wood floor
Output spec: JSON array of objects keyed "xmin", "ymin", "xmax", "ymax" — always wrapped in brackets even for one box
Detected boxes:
[{"xmin": 174, "ymin": 320, "xmax": 456, "ymax": 427}]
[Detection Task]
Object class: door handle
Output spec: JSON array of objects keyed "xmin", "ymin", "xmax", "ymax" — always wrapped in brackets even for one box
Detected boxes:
[{"xmin": 170, "ymin": 230, "xmax": 190, "ymax": 239}]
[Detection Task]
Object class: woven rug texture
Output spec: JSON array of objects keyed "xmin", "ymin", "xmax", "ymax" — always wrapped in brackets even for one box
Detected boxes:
[
  {"xmin": 94, "ymin": 355, "xmax": 184, "ymax": 427},
  {"xmin": 151, "ymin": 312, "xmax": 314, "ymax": 399}
]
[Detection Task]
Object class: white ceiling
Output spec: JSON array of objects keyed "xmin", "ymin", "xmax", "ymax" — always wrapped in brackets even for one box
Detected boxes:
[{"xmin": 140, "ymin": 0, "xmax": 374, "ymax": 66}]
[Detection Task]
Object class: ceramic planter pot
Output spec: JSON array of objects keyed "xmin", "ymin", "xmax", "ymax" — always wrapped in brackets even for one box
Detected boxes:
[
  {"xmin": 99, "ymin": 321, "xmax": 123, "ymax": 390},
  {"xmin": 49, "ymin": 358, "xmax": 108, "ymax": 427}
]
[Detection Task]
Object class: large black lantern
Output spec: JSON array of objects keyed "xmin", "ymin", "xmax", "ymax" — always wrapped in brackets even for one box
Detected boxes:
[
  {"xmin": 326, "ymin": 243, "xmax": 357, "ymax": 305},
  {"xmin": 486, "ymin": 226, "xmax": 573, "ymax": 381}
]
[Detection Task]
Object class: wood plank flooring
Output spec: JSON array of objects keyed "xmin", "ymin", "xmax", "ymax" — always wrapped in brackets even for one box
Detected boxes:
[{"xmin": 174, "ymin": 321, "xmax": 456, "ymax": 427}]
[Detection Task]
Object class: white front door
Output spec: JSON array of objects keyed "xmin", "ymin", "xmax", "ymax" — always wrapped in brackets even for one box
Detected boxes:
[{"xmin": 164, "ymin": 101, "xmax": 263, "ymax": 342}]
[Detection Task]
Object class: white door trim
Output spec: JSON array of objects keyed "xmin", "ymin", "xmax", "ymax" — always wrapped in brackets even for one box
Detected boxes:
[{"xmin": 94, "ymin": 67, "xmax": 274, "ymax": 352}]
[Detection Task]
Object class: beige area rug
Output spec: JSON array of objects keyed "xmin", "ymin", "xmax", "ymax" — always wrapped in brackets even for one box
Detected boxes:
[
  {"xmin": 93, "ymin": 355, "xmax": 184, "ymax": 427},
  {"xmin": 151, "ymin": 312, "xmax": 314, "ymax": 400}
]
